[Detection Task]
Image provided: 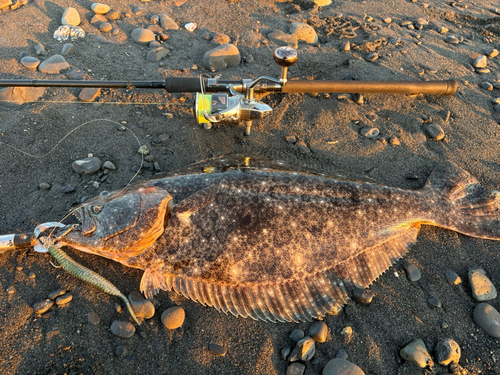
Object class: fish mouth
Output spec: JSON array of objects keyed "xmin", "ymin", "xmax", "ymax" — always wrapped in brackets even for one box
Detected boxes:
[{"xmin": 71, "ymin": 206, "xmax": 96, "ymax": 236}]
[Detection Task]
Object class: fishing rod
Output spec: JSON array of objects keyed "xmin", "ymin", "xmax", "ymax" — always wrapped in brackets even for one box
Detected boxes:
[{"xmin": 0, "ymin": 46, "xmax": 458, "ymax": 135}]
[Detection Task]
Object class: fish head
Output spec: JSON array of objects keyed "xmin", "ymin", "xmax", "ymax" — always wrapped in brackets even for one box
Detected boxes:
[{"xmin": 57, "ymin": 185, "xmax": 173, "ymax": 262}]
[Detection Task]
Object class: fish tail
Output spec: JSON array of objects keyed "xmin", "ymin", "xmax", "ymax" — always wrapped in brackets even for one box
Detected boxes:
[{"xmin": 425, "ymin": 162, "xmax": 500, "ymax": 239}]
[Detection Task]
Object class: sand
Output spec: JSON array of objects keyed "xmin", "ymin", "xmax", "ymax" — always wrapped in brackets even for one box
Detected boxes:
[{"xmin": 0, "ymin": 0, "xmax": 499, "ymax": 374}]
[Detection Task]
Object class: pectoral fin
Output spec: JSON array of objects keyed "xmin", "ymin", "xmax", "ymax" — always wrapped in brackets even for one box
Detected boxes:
[{"xmin": 171, "ymin": 184, "xmax": 219, "ymax": 225}]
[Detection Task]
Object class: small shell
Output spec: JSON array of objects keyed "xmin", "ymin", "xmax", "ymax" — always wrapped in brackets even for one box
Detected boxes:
[
  {"xmin": 54, "ymin": 25, "xmax": 85, "ymax": 42},
  {"xmin": 184, "ymin": 23, "xmax": 197, "ymax": 32}
]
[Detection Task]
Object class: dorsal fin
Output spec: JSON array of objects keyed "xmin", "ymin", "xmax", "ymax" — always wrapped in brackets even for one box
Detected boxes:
[{"xmin": 140, "ymin": 226, "xmax": 420, "ymax": 322}]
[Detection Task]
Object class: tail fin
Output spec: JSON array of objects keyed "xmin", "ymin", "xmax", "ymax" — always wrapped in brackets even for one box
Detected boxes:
[{"xmin": 425, "ymin": 162, "xmax": 500, "ymax": 239}]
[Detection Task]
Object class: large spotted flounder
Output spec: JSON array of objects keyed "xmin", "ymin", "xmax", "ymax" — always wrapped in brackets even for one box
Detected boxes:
[{"xmin": 57, "ymin": 158, "xmax": 500, "ymax": 323}]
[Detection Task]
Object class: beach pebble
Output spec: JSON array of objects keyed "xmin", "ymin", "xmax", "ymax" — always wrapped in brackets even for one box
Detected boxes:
[
  {"xmin": 21, "ymin": 56, "xmax": 40, "ymax": 70},
  {"xmin": 34, "ymin": 43, "xmax": 47, "ymax": 56},
  {"xmin": 469, "ymin": 268, "xmax": 497, "ymax": 301},
  {"xmin": 87, "ymin": 311, "xmax": 100, "ymax": 325},
  {"xmin": 212, "ymin": 34, "xmax": 231, "ymax": 45},
  {"xmin": 288, "ymin": 336, "xmax": 316, "ymax": 362},
  {"xmin": 473, "ymin": 55, "xmax": 488, "ymax": 68},
  {"xmin": 61, "ymin": 7, "xmax": 80, "ymax": 26},
  {"xmin": 313, "ymin": 0, "xmax": 332, "ymax": 5},
  {"xmin": 110, "ymin": 320, "xmax": 135, "ymax": 338},
  {"xmin": 128, "ymin": 291, "xmax": 155, "ymax": 319},
  {"xmin": 56, "ymin": 293, "xmax": 72, "ymax": 305},
  {"xmin": 425, "ymin": 123, "xmax": 445, "ymax": 140},
  {"xmin": 90, "ymin": 14, "xmax": 107, "ymax": 24},
  {"xmin": 476, "ymin": 68, "xmax": 491, "ymax": 74},
  {"xmin": 445, "ymin": 269, "xmax": 461, "ymax": 285},
  {"xmin": 202, "ymin": 44, "xmax": 240, "ymax": 71},
  {"xmin": 445, "ymin": 35, "xmax": 459, "ymax": 44},
  {"xmin": 160, "ymin": 14, "xmax": 179, "ymax": 30},
  {"xmin": 38, "ymin": 55, "xmax": 70, "ymax": 74},
  {"xmin": 161, "ymin": 306, "xmax": 185, "ymax": 329},
  {"xmin": 365, "ymin": 52, "xmax": 378, "ymax": 62},
  {"xmin": 282, "ymin": 346, "xmax": 291, "ymax": 360},
  {"xmin": 61, "ymin": 43, "xmax": 74, "ymax": 56},
  {"xmin": 103, "ymin": 161, "xmax": 115, "ymax": 170},
  {"xmin": 137, "ymin": 145, "xmax": 150, "ymax": 155},
  {"xmin": 404, "ymin": 262, "xmax": 421, "ymax": 281},
  {"xmin": 115, "ymin": 345, "xmax": 127, "ymax": 356},
  {"xmin": 400, "ymin": 338, "xmax": 433, "ymax": 368},
  {"xmin": 322, "ymin": 358, "xmax": 365, "ymax": 375},
  {"xmin": 91, "ymin": 3, "xmax": 110, "ymax": 14},
  {"xmin": 435, "ymin": 338, "xmax": 461, "ymax": 366},
  {"xmin": 389, "ymin": 136, "xmax": 400, "ymax": 146},
  {"xmin": 7, "ymin": 286, "xmax": 15, "ymax": 294},
  {"xmin": 438, "ymin": 26, "xmax": 448, "ymax": 33},
  {"xmin": 428, "ymin": 296, "xmax": 442, "ymax": 308},
  {"xmin": 480, "ymin": 82, "xmax": 493, "ymax": 90},
  {"xmin": 341, "ymin": 41, "xmax": 350, "ymax": 51},
  {"xmin": 79, "ymin": 87, "xmax": 101, "ymax": 102},
  {"xmin": 134, "ymin": 7, "xmax": 147, "ymax": 16},
  {"xmin": 131, "ymin": 28, "xmax": 156, "ymax": 45},
  {"xmin": 487, "ymin": 49, "xmax": 499, "ymax": 58},
  {"xmin": 290, "ymin": 22, "xmax": 318, "ymax": 44},
  {"xmin": 99, "ymin": 22, "xmax": 112, "ymax": 32},
  {"xmin": 33, "ymin": 299, "xmax": 54, "ymax": 314},
  {"xmin": 309, "ymin": 320, "xmax": 328, "ymax": 343},
  {"xmin": 147, "ymin": 47, "xmax": 170, "ymax": 62},
  {"xmin": 360, "ymin": 127, "xmax": 379, "ymax": 138},
  {"xmin": 336, "ymin": 349, "xmax": 348, "ymax": 359},
  {"xmin": 352, "ymin": 288, "xmax": 375, "ymax": 304},
  {"xmin": 296, "ymin": 140, "xmax": 311, "ymax": 154},
  {"xmin": 209, "ymin": 343, "xmax": 226, "ymax": 356},
  {"xmin": 287, "ymin": 362, "xmax": 305, "ymax": 375},
  {"xmin": 72, "ymin": 157, "xmax": 102, "ymax": 175},
  {"xmin": 290, "ymin": 328, "xmax": 305, "ymax": 342},
  {"xmin": 184, "ymin": 22, "xmax": 197, "ymax": 32},
  {"xmin": 267, "ymin": 32, "xmax": 298, "ymax": 48},
  {"xmin": 39, "ymin": 182, "xmax": 51, "ymax": 190},
  {"xmin": 63, "ymin": 185, "xmax": 76, "ymax": 193},
  {"xmin": 48, "ymin": 288, "xmax": 66, "ymax": 299},
  {"xmin": 474, "ymin": 303, "xmax": 500, "ymax": 338},
  {"xmin": 106, "ymin": 10, "xmax": 121, "ymax": 20},
  {"xmin": 494, "ymin": 104, "xmax": 500, "ymax": 113}
]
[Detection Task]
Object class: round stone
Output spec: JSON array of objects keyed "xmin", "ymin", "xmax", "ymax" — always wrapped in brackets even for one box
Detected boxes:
[
  {"xmin": 38, "ymin": 55, "xmax": 70, "ymax": 74},
  {"xmin": 72, "ymin": 157, "xmax": 102, "ymax": 175},
  {"xmin": 115, "ymin": 345, "xmax": 127, "ymax": 356},
  {"xmin": 110, "ymin": 320, "xmax": 135, "ymax": 338},
  {"xmin": 290, "ymin": 328, "xmax": 305, "ymax": 342},
  {"xmin": 435, "ymin": 338, "xmax": 461, "ymax": 366},
  {"xmin": 202, "ymin": 44, "xmax": 241, "ymax": 71},
  {"xmin": 428, "ymin": 296, "xmax": 442, "ymax": 308},
  {"xmin": 20, "ymin": 56, "xmax": 40, "ymax": 70},
  {"xmin": 336, "ymin": 349, "xmax": 349, "ymax": 359},
  {"xmin": 131, "ymin": 28, "xmax": 156, "ymax": 45},
  {"xmin": 476, "ymin": 68, "xmax": 491, "ymax": 74},
  {"xmin": 438, "ymin": 26, "xmax": 448, "ymax": 33},
  {"xmin": 473, "ymin": 55, "xmax": 488, "ymax": 68},
  {"xmin": 99, "ymin": 22, "xmax": 112, "ymax": 32},
  {"xmin": 39, "ymin": 182, "xmax": 51, "ymax": 190},
  {"xmin": 360, "ymin": 127, "xmax": 379, "ymax": 138},
  {"xmin": 404, "ymin": 262, "xmax": 421, "ymax": 281},
  {"xmin": 106, "ymin": 10, "xmax": 121, "ymax": 20},
  {"xmin": 287, "ymin": 362, "xmax": 306, "ymax": 375},
  {"xmin": 288, "ymin": 336, "xmax": 315, "ymax": 362},
  {"xmin": 474, "ymin": 303, "xmax": 500, "ymax": 338},
  {"xmin": 352, "ymin": 288, "xmax": 375, "ymax": 304},
  {"xmin": 87, "ymin": 311, "xmax": 100, "ymax": 325},
  {"xmin": 61, "ymin": 43, "xmax": 74, "ymax": 56},
  {"xmin": 365, "ymin": 52, "xmax": 379, "ymax": 62},
  {"xmin": 445, "ymin": 35, "xmax": 459, "ymax": 44},
  {"xmin": 445, "ymin": 269, "xmax": 461, "ymax": 285},
  {"xmin": 61, "ymin": 7, "xmax": 81, "ymax": 26},
  {"xmin": 56, "ymin": 293, "xmax": 72, "ymax": 305},
  {"xmin": 400, "ymin": 338, "xmax": 433, "ymax": 368},
  {"xmin": 33, "ymin": 299, "xmax": 54, "ymax": 314},
  {"xmin": 128, "ymin": 291, "xmax": 155, "ymax": 319},
  {"xmin": 426, "ymin": 123, "xmax": 445, "ymax": 140},
  {"xmin": 290, "ymin": 22, "xmax": 318, "ymax": 44},
  {"xmin": 91, "ymin": 3, "xmax": 110, "ymax": 14},
  {"xmin": 161, "ymin": 306, "xmax": 185, "ymax": 329},
  {"xmin": 208, "ymin": 343, "xmax": 226, "ymax": 356},
  {"xmin": 322, "ymin": 358, "xmax": 365, "ymax": 375},
  {"xmin": 308, "ymin": 320, "xmax": 328, "ymax": 343},
  {"xmin": 469, "ymin": 268, "xmax": 497, "ymax": 301},
  {"xmin": 103, "ymin": 161, "xmax": 116, "ymax": 170}
]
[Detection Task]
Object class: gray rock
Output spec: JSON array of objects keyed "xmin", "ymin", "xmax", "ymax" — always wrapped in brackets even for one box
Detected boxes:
[
  {"xmin": 38, "ymin": 55, "xmax": 70, "ymax": 74},
  {"xmin": 469, "ymin": 268, "xmax": 497, "ymax": 301},
  {"xmin": 336, "ymin": 349, "xmax": 348, "ymax": 359},
  {"xmin": 131, "ymin": 28, "xmax": 156, "ymax": 45},
  {"xmin": 149, "ymin": 41, "xmax": 161, "ymax": 48},
  {"xmin": 267, "ymin": 32, "xmax": 298, "ymax": 48},
  {"xmin": 428, "ymin": 296, "xmax": 442, "ymax": 308},
  {"xmin": 128, "ymin": 291, "xmax": 155, "ymax": 319},
  {"xmin": 61, "ymin": 43, "xmax": 74, "ymax": 56},
  {"xmin": 290, "ymin": 22, "xmax": 318, "ymax": 43},
  {"xmin": 99, "ymin": 22, "xmax": 112, "ymax": 32},
  {"xmin": 445, "ymin": 269, "xmax": 461, "ymax": 285},
  {"xmin": 322, "ymin": 358, "xmax": 365, "ymax": 375},
  {"xmin": 208, "ymin": 343, "xmax": 226, "ymax": 356},
  {"xmin": 0, "ymin": 87, "xmax": 45, "ymax": 107},
  {"xmin": 39, "ymin": 182, "xmax": 51, "ymax": 190},
  {"xmin": 33, "ymin": 299, "xmax": 54, "ymax": 314},
  {"xmin": 63, "ymin": 185, "xmax": 76, "ymax": 193},
  {"xmin": 72, "ymin": 157, "xmax": 102, "ymax": 175},
  {"xmin": 287, "ymin": 362, "xmax": 305, "ymax": 375},
  {"xmin": 91, "ymin": 3, "xmax": 110, "ymax": 14},
  {"xmin": 435, "ymin": 338, "xmax": 461, "ymax": 366},
  {"xmin": 134, "ymin": 7, "xmax": 147, "ymax": 16},
  {"xmin": 288, "ymin": 336, "xmax": 315, "ymax": 362},
  {"xmin": 472, "ymin": 55, "xmax": 487, "ymax": 68},
  {"xmin": 352, "ymin": 93, "xmax": 364, "ymax": 104},
  {"xmin": 106, "ymin": 10, "xmax": 121, "ymax": 20},
  {"xmin": 160, "ymin": 14, "xmax": 179, "ymax": 30},
  {"xmin": 87, "ymin": 311, "xmax": 100, "ymax": 325},
  {"xmin": 61, "ymin": 7, "xmax": 80, "ymax": 26},
  {"xmin": 115, "ymin": 345, "xmax": 127, "ymax": 356},
  {"xmin": 426, "ymin": 123, "xmax": 445, "ymax": 140},
  {"xmin": 480, "ymin": 82, "xmax": 493, "ymax": 90},
  {"xmin": 281, "ymin": 346, "xmax": 292, "ymax": 360},
  {"xmin": 103, "ymin": 161, "xmax": 116, "ymax": 170},
  {"xmin": 296, "ymin": 140, "xmax": 310, "ymax": 154},
  {"xmin": 360, "ymin": 127, "xmax": 379, "ymax": 138},
  {"xmin": 404, "ymin": 262, "xmax": 421, "ymax": 281},
  {"xmin": 202, "ymin": 44, "xmax": 240, "ymax": 71},
  {"xmin": 365, "ymin": 52, "xmax": 379, "ymax": 62},
  {"xmin": 21, "ymin": 56, "xmax": 40, "ymax": 70},
  {"xmin": 48, "ymin": 288, "xmax": 66, "ymax": 299},
  {"xmin": 290, "ymin": 328, "xmax": 305, "ymax": 342},
  {"xmin": 161, "ymin": 306, "xmax": 185, "ymax": 329},
  {"xmin": 309, "ymin": 320, "xmax": 328, "ymax": 343},
  {"xmin": 34, "ymin": 43, "xmax": 47, "ymax": 56},
  {"xmin": 110, "ymin": 320, "xmax": 135, "ymax": 338},
  {"xmin": 79, "ymin": 88, "xmax": 101, "ymax": 102},
  {"xmin": 494, "ymin": 104, "xmax": 500, "ymax": 114},
  {"xmin": 147, "ymin": 47, "xmax": 170, "ymax": 62},
  {"xmin": 474, "ymin": 303, "xmax": 500, "ymax": 338},
  {"xmin": 400, "ymin": 338, "xmax": 433, "ymax": 368},
  {"xmin": 352, "ymin": 288, "xmax": 375, "ymax": 304},
  {"xmin": 445, "ymin": 35, "xmax": 459, "ymax": 44}
]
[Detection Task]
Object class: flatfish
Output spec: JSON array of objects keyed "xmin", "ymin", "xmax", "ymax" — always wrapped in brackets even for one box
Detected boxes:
[{"xmin": 56, "ymin": 157, "xmax": 500, "ymax": 322}]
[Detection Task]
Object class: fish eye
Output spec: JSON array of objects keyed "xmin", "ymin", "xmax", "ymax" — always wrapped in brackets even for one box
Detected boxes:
[{"xmin": 92, "ymin": 204, "xmax": 103, "ymax": 213}]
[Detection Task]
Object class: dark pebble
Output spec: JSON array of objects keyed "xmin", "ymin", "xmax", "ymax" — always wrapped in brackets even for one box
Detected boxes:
[
  {"xmin": 352, "ymin": 93, "xmax": 364, "ymax": 104},
  {"xmin": 474, "ymin": 303, "xmax": 500, "ymax": 338},
  {"xmin": 288, "ymin": 336, "xmax": 315, "ymax": 362},
  {"xmin": 404, "ymin": 262, "xmax": 421, "ymax": 281},
  {"xmin": 435, "ymin": 338, "xmax": 461, "ymax": 366},
  {"xmin": 72, "ymin": 157, "xmax": 102, "ymax": 175},
  {"xmin": 116, "ymin": 345, "xmax": 127, "ymax": 356},
  {"xmin": 428, "ymin": 296, "xmax": 442, "ymax": 308},
  {"xmin": 33, "ymin": 299, "xmax": 54, "ymax": 314},
  {"xmin": 290, "ymin": 328, "xmax": 305, "ymax": 342},
  {"xmin": 63, "ymin": 185, "xmax": 76, "ymax": 193},
  {"xmin": 445, "ymin": 269, "xmax": 461, "ymax": 285},
  {"xmin": 48, "ymin": 288, "xmax": 66, "ymax": 299},
  {"xmin": 336, "ymin": 348, "xmax": 349, "ymax": 359},
  {"xmin": 352, "ymin": 288, "xmax": 375, "ymax": 304},
  {"xmin": 308, "ymin": 320, "xmax": 328, "ymax": 343},
  {"xmin": 87, "ymin": 311, "xmax": 100, "ymax": 325},
  {"xmin": 209, "ymin": 343, "xmax": 226, "ymax": 356},
  {"xmin": 287, "ymin": 362, "xmax": 305, "ymax": 375},
  {"xmin": 39, "ymin": 182, "xmax": 51, "ymax": 190},
  {"xmin": 110, "ymin": 320, "xmax": 135, "ymax": 339},
  {"xmin": 281, "ymin": 346, "xmax": 291, "ymax": 360}
]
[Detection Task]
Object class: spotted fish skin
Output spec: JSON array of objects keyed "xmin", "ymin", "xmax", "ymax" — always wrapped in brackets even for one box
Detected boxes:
[{"xmin": 58, "ymin": 159, "xmax": 500, "ymax": 322}]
